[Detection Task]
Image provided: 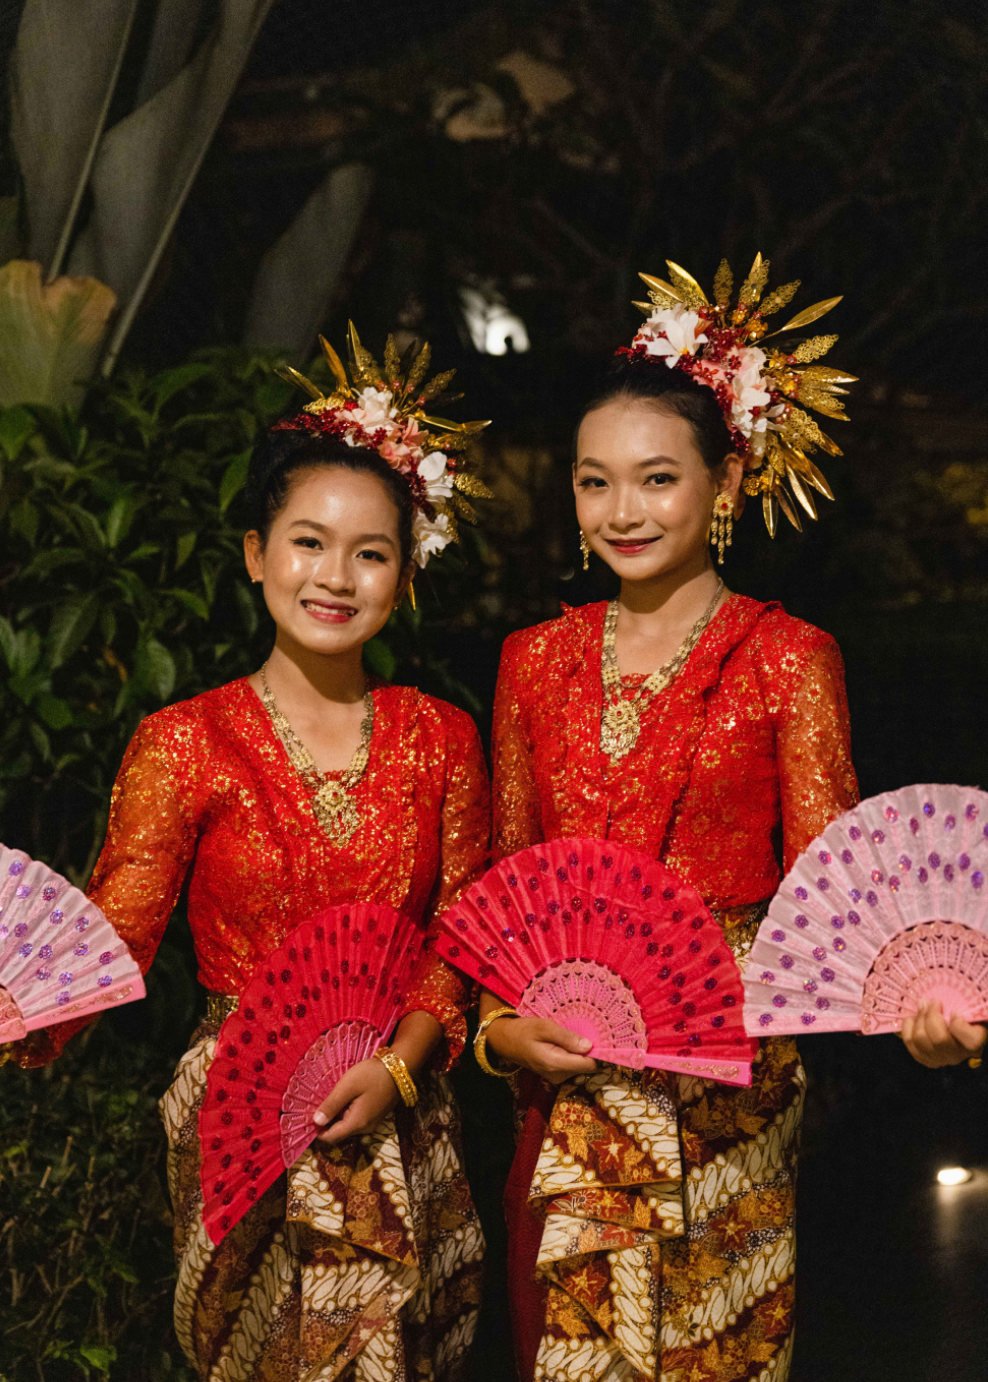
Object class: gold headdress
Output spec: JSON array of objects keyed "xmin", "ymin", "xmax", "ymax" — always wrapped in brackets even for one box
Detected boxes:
[
  {"xmin": 625, "ymin": 253, "xmax": 856, "ymax": 535},
  {"xmin": 274, "ymin": 323, "xmax": 492, "ymax": 567}
]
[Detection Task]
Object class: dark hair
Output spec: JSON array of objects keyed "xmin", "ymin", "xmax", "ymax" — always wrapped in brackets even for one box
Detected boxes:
[
  {"xmin": 578, "ymin": 354, "xmax": 733, "ymax": 471},
  {"xmin": 245, "ymin": 429, "xmax": 414, "ymax": 567}
]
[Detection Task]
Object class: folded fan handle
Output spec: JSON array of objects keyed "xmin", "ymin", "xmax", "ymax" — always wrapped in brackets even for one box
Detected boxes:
[
  {"xmin": 0, "ymin": 986, "xmax": 27, "ymax": 1042},
  {"xmin": 646, "ymin": 1052, "xmax": 754, "ymax": 1088}
]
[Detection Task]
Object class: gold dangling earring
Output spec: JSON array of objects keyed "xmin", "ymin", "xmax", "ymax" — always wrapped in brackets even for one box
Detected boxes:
[
  {"xmin": 710, "ymin": 492, "xmax": 734, "ymax": 566},
  {"xmin": 579, "ymin": 531, "xmax": 591, "ymax": 572}
]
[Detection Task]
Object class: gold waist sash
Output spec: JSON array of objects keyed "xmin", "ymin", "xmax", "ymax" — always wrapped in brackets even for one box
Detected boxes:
[
  {"xmin": 716, "ymin": 901, "xmax": 768, "ymax": 961},
  {"xmin": 204, "ymin": 992, "xmax": 238, "ymax": 1026}
]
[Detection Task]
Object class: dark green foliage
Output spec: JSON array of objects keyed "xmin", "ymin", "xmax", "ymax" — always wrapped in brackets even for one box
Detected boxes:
[
  {"xmin": 1, "ymin": 1025, "xmax": 196, "ymax": 1381},
  {"xmin": 0, "ymin": 354, "xmax": 292, "ymax": 876}
]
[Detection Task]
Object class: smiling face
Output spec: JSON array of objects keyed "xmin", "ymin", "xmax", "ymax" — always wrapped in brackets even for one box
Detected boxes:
[
  {"xmin": 244, "ymin": 465, "xmax": 411, "ymax": 659},
  {"xmin": 574, "ymin": 397, "xmax": 741, "ymax": 586}
]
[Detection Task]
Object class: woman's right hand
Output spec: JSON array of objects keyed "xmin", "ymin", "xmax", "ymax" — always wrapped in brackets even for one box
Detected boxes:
[{"xmin": 486, "ymin": 1013, "xmax": 597, "ymax": 1085}]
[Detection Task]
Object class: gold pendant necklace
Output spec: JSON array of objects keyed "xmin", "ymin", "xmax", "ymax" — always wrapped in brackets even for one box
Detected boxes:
[
  {"xmin": 600, "ymin": 580, "xmax": 725, "ymax": 762},
  {"xmin": 259, "ymin": 664, "xmax": 374, "ymax": 844}
]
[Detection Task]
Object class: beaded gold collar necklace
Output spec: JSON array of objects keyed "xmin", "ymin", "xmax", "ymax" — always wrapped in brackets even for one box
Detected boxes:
[
  {"xmin": 259, "ymin": 664, "xmax": 374, "ymax": 843},
  {"xmin": 600, "ymin": 581, "xmax": 725, "ymax": 762}
]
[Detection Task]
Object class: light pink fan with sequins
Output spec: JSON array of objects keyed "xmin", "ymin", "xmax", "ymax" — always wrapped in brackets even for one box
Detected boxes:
[
  {"xmin": 744, "ymin": 785, "xmax": 988, "ymax": 1036},
  {"xmin": 0, "ymin": 844, "xmax": 145, "ymax": 1040}
]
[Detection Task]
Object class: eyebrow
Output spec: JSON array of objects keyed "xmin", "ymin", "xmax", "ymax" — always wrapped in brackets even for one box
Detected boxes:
[
  {"xmin": 287, "ymin": 520, "xmax": 398, "ymax": 547},
  {"xmin": 576, "ymin": 455, "xmax": 683, "ymax": 469}
]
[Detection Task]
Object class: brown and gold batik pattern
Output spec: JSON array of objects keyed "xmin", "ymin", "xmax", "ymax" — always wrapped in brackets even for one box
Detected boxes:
[{"xmin": 161, "ymin": 1029, "xmax": 483, "ymax": 1381}]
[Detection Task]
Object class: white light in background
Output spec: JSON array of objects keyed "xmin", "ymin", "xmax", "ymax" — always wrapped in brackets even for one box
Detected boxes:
[
  {"xmin": 936, "ymin": 1166, "xmax": 973, "ymax": 1186},
  {"xmin": 460, "ymin": 286, "xmax": 530, "ymax": 357}
]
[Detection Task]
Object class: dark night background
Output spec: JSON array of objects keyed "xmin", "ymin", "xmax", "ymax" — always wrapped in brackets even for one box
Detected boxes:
[{"xmin": 1, "ymin": 2, "xmax": 986, "ymax": 1378}]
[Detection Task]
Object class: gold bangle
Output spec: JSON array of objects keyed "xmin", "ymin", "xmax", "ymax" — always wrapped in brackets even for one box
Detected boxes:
[
  {"xmin": 474, "ymin": 1005, "xmax": 520, "ymax": 1078},
  {"xmin": 373, "ymin": 1046, "xmax": 418, "ymax": 1107}
]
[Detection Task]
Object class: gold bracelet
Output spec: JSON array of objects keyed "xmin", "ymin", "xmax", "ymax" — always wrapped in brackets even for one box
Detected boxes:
[
  {"xmin": 373, "ymin": 1046, "xmax": 418, "ymax": 1107},
  {"xmin": 474, "ymin": 1005, "xmax": 521, "ymax": 1078}
]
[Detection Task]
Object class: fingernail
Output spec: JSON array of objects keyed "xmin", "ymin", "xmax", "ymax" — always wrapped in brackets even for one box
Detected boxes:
[
  {"xmin": 578, "ymin": 1039, "xmax": 591, "ymax": 1053},
  {"xmin": 312, "ymin": 1110, "xmax": 327, "ymax": 1126}
]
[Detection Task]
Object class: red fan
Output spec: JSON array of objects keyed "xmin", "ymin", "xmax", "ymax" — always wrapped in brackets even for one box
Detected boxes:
[
  {"xmin": 437, "ymin": 838, "xmax": 755, "ymax": 1086},
  {"xmin": 199, "ymin": 903, "xmax": 420, "ymax": 1244},
  {"xmin": 0, "ymin": 844, "xmax": 144, "ymax": 1041}
]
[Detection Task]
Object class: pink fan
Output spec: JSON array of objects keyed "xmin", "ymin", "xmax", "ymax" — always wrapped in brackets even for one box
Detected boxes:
[
  {"xmin": 199, "ymin": 903, "xmax": 420, "ymax": 1244},
  {"xmin": 436, "ymin": 838, "xmax": 756, "ymax": 1085},
  {"xmin": 744, "ymin": 784, "xmax": 988, "ymax": 1036},
  {"xmin": 0, "ymin": 844, "xmax": 144, "ymax": 1041}
]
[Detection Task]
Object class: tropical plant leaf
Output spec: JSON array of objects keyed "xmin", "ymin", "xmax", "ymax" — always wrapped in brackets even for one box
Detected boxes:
[
  {"xmin": 219, "ymin": 450, "xmax": 250, "ymax": 514},
  {"xmin": 0, "ymin": 404, "xmax": 38, "ymax": 460},
  {"xmin": 0, "ymin": 195, "xmax": 22, "ymax": 261},
  {"xmin": 135, "ymin": 637, "xmax": 176, "ymax": 701},
  {"xmin": 0, "ymin": 260, "xmax": 117, "ymax": 408},
  {"xmin": 243, "ymin": 162, "xmax": 374, "ymax": 353},
  {"xmin": 364, "ymin": 637, "xmax": 397, "ymax": 680},
  {"xmin": 46, "ymin": 592, "xmax": 100, "ymax": 669},
  {"xmin": 133, "ymin": 0, "xmax": 203, "ymax": 105},
  {"xmin": 9, "ymin": 0, "xmax": 139, "ymax": 276},
  {"xmin": 69, "ymin": 0, "xmax": 276, "ymax": 374}
]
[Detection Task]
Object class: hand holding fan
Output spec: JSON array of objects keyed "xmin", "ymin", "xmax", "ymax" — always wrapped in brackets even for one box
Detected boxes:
[
  {"xmin": 436, "ymin": 838, "xmax": 756, "ymax": 1085},
  {"xmin": 0, "ymin": 844, "xmax": 144, "ymax": 1042},
  {"xmin": 744, "ymin": 784, "xmax": 988, "ymax": 1036},
  {"xmin": 199, "ymin": 903, "xmax": 420, "ymax": 1244}
]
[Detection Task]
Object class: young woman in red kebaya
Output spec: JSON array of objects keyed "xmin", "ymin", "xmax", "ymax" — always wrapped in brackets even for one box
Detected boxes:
[
  {"xmin": 8, "ymin": 334, "xmax": 492, "ymax": 1382},
  {"xmin": 479, "ymin": 259, "xmax": 858, "ymax": 1382},
  {"xmin": 477, "ymin": 256, "xmax": 986, "ymax": 1382}
]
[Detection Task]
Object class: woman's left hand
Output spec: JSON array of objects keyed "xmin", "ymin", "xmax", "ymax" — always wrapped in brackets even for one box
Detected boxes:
[
  {"xmin": 311, "ymin": 1056, "xmax": 400, "ymax": 1145},
  {"xmin": 900, "ymin": 1003, "xmax": 987, "ymax": 1068}
]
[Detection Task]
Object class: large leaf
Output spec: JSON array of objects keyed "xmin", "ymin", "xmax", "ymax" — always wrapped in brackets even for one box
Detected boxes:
[
  {"xmin": 0, "ymin": 196, "xmax": 22, "ymax": 261},
  {"xmin": 243, "ymin": 162, "xmax": 375, "ymax": 353},
  {"xmin": 0, "ymin": 260, "xmax": 116, "ymax": 408},
  {"xmin": 46, "ymin": 592, "xmax": 101, "ymax": 670},
  {"xmin": 9, "ymin": 0, "xmax": 139, "ymax": 276},
  {"xmin": 68, "ymin": 0, "xmax": 276, "ymax": 373},
  {"xmin": 133, "ymin": 0, "xmax": 205, "ymax": 106}
]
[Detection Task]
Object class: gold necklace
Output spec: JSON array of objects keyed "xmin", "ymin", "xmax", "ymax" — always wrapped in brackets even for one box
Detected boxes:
[
  {"xmin": 600, "ymin": 580, "xmax": 725, "ymax": 762},
  {"xmin": 259, "ymin": 664, "xmax": 374, "ymax": 844}
]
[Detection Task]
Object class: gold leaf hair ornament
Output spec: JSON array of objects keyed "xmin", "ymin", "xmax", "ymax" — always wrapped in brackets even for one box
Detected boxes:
[
  {"xmin": 273, "ymin": 323, "xmax": 492, "ymax": 568},
  {"xmin": 623, "ymin": 254, "xmax": 856, "ymax": 536}
]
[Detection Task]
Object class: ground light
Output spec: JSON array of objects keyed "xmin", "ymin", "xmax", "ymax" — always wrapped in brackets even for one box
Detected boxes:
[{"xmin": 936, "ymin": 1166, "xmax": 973, "ymax": 1186}]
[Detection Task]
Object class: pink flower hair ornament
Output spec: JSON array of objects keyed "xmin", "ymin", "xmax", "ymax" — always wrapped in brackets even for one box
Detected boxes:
[
  {"xmin": 622, "ymin": 254, "xmax": 857, "ymax": 535},
  {"xmin": 273, "ymin": 323, "xmax": 492, "ymax": 569}
]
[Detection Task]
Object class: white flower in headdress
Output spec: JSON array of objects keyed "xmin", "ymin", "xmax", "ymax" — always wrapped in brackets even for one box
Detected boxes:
[
  {"xmin": 418, "ymin": 450, "xmax": 455, "ymax": 503},
  {"xmin": 726, "ymin": 346, "xmax": 772, "ymax": 436},
  {"xmin": 638, "ymin": 305, "xmax": 708, "ymax": 366},
  {"xmin": 412, "ymin": 509, "xmax": 454, "ymax": 568},
  {"xmin": 352, "ymin": 386, "xmax": 396, "ymax": 430}
]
